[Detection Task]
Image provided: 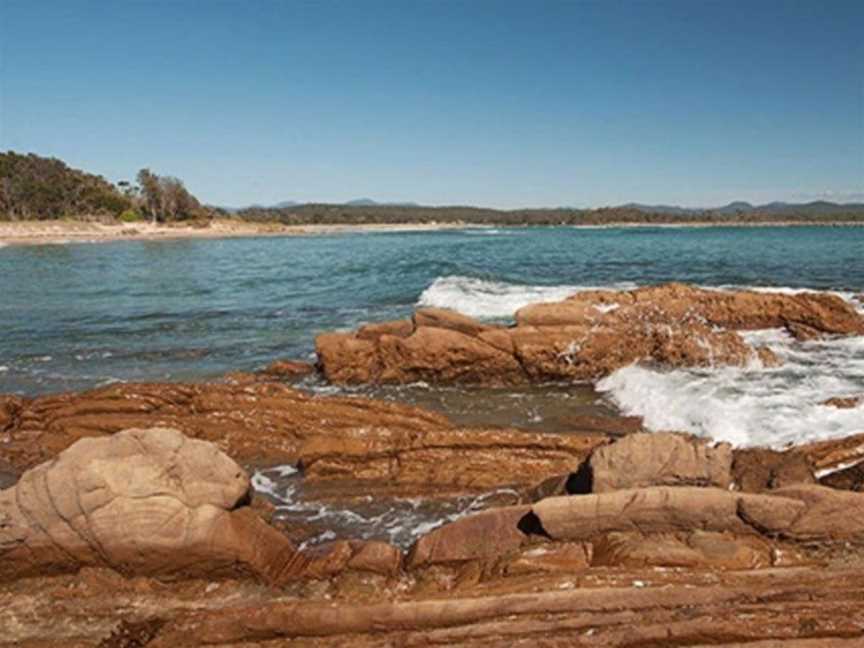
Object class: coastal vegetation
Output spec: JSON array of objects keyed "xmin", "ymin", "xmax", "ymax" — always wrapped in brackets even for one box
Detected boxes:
[
  {"xmin": 2, "ymin": 150, "xmax": 863, "ymax": 225},
  {"xmin": 0, "ymin": 151, "xmax": 209, "ymax": 222}
]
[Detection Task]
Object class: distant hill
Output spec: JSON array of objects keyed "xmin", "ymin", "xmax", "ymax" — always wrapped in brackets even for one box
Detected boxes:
[
  {"xmin": 345, "ymin": 198, "xmax": 421, "ymax": 207},
  {"xmin": 620, "ymin": 200, "xmax": 864, "ymax": 216}
]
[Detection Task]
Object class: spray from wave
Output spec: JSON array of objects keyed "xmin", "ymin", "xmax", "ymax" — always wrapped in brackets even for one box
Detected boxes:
[
  {"xmin": 416, "ymin": 275, "xmax": 636, "ymax": 320},
  {"xmin": 416, "ymin": 276, "xmax": 864, "ymax": 448}
]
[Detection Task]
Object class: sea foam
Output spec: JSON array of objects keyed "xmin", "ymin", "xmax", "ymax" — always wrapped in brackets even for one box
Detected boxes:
[
  {"xmin": 416, "ymin": 275, "xmax": 635, "ymax": 320},
  {"xmin": 416, "ymin": 276, "xmax": 864, "ymax": 448}
]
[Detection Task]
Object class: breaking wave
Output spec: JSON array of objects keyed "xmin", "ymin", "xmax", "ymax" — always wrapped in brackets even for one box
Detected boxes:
[
  {"xmin": 417, "ymin": 276, "xmax": 864, "ymax": 448},
  {"xmin": 416, "ymin": 275, "xmax": 636, "ymax": 320}
]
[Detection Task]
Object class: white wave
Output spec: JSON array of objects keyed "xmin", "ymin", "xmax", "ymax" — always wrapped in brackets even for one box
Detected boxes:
[
  {"xmin": 417, "ymin": 275, "xmax": 863, "ymax": 320},
  {"xmin": 251, "ymin": 465, "xmax": 519, "ymax": 548},
  {"xmin": 597, "ymin": 332, "xmax": 864, "ymax": 448},
  {"xmin": 416, "ymin": 275, "xmax": 636, "ymax": 320}
]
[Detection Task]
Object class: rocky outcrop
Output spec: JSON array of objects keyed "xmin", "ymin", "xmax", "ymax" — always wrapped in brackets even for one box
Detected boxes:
[
  {"xmin": 589, "ymin": 432, "xmax": 733, "ymax": 492},
  {"xmin": 0, "ymin": 427, "xmax": 402, "ymax": 584},
  {"xmin": 298, "ymin": 426, "xmax": 606, "ymax": 489},
  {"xmin": 316, "ymin": 284, "xmax": 864, "ymax": 385},
  {"xmin": 0, "ymin": 382, "xmax": 606, "ymax": 493},
  {"xmin": 732, "ymin": 447, "xmax": 816, "ymax": 492}
]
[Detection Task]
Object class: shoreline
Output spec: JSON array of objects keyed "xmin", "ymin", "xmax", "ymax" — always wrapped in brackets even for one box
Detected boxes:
[
  {"xmin": 0, "ymin": 219, "xmax": 477, "ymax": 247},
  {"xmin": 1, "ymin": 218, "xmax": 863, "ymax": 247}
]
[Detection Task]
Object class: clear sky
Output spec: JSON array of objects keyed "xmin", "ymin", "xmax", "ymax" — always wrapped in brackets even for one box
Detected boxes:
[{"xmin": 1, "ymin": 0, "xmax": 862, "ymax": 208}]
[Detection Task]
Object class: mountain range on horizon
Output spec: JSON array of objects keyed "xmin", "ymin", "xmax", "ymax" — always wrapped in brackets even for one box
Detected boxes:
[{"xmin": 218, "ymin": 198, "xmax": 864, "ymax": 215}]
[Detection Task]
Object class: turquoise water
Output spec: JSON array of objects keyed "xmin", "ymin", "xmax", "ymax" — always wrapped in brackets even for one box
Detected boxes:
[{"xmin": 1, "ymin": 225, "xmax": 863, "ymax": 401}]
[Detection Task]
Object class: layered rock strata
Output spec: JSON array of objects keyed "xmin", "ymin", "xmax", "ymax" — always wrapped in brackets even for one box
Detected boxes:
[{"xmin": 316, "ymin": 283, "xmax": 864, "ymax": 385}]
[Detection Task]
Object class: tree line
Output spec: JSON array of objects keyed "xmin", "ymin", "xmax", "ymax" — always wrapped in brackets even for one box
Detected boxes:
[
  {"xmin": 0, "ymin": 151, "xmax": 209, "ymax": 222},
  {"xmin": 3, "ymin": 150, "xmax": 863, "ymax": 226}
]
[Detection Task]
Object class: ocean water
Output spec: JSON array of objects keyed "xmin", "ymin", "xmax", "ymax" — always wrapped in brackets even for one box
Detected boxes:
[{"xmin": 2, "ymin": 225, "xmax": 863, "ymax": 449}]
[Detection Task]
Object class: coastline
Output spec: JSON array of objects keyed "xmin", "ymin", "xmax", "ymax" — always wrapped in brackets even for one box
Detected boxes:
[
  {"xmin": 0, "ymin": 219, "xmax": 477, "ymax": 247},
  {"xmin": 2, "ymin": 218, "xmax": 863, "ymax": 247}
]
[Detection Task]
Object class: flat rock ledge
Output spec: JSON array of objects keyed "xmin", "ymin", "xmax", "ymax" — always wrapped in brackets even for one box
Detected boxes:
[
  {"xmin": 316, "ymin": 282, "xmax": 864, "ymax": 385},
  {"xmin": 5, "ymin": 427, "xmax": 864, "ymax": 646}
]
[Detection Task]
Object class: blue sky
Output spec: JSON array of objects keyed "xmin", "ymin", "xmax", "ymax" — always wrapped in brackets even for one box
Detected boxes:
[{"xmin": 1, "ymin": 1, "xmax": 862, "ymax": 208}]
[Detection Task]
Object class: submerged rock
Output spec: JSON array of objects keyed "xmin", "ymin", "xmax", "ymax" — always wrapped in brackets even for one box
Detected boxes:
[{"xmin": 316, "ymin": 283, "xmax": 864, "ymax": 385}]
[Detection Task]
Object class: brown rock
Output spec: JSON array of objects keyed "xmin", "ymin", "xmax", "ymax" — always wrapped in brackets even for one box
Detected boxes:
[
  {"xmin": 0, "ymin": 427, "xmax": 263, "ymax": 581},
  {"xmin": 755, "ymin": 346, "xmax": 783, "ymax": 367},
  {"xmin": 503, "ymin": 542, "xmax": 591, "ymax": 575},
  {"xmin": 820, "ymin": 461, "xmax": 864, "ymax": 491},
  {"xmin": 732, "ymin": 447, "xmax": 815, "ymax": 492},
  {"xmin": 259, "ymin": 359, "xmax": 315, "ymax": 379},
  {"xmin": 0, "ymin": 381, "xmax": 451, "ymax": 471},
  {"xmin": 376, "ymin": 326, "xmax": 526, "ymax": 385},
  {"xmin": 592, "ymin": 530, "xmax": 774, "ymax": 570},
  {"xmin": 299, "ymin": 426, "xmax": 606, "ymax": 489},
  {"xmin": 785, "ymin": 321, "xmax": 824, "ymax": 341},
  {"xmin": 0, "ymin": 382, "xmax": 607, "ymax": 492},
  {"xmin": 768, "ymin": 485, "xmax": 864, "ymax": 541},
  {"xmin": 589, "ymin": 432, "xmax": 733, "ymax": 492},
  {"xmin": 532, "ymin": 487, "xmax": 805, "ymax": 541},
  {"xmin": 357, "ymin": 318, "xmax": 414, "ymax": 341},
  {"xmin": 798, "ymin": 432, "xmax": 864, "ymax": 474},
  {"xmin": 406, "ymin": 505, "xmax": 532, "ymax": 568},
  {"xmin": 0, "ymin": 395, "xmax": 23, "ymax": 433},
  {"xmin": 412, "ymin": 308, "xmax": 493, "ymax": 337},
  {"xmin": 315, "ymin": 283, "xmax": 857, "ymax": 386},
  {"xmin": 821, "ymin": 394, "xmax": 864, "ymax": 409}
]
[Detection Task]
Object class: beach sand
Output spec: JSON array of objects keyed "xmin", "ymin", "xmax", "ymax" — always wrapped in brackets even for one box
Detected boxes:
[{"xmin": 0, "ymin": 218, "xmax": 473, "ymax": 246}]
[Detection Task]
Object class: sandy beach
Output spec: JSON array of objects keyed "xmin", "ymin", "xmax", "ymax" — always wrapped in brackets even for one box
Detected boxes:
[{"xmin": 0, "ymin": 218, "xmax": 474, "ymax": 246}]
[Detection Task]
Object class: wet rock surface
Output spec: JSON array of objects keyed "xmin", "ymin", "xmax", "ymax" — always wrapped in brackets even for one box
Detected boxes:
[
  {"xmin": 316, "ymin": 283, "xmax": 864, "ymax": 385},
  {"xmin": 4, "ymin": 421, "xmax": 864, "ymax": 645}
]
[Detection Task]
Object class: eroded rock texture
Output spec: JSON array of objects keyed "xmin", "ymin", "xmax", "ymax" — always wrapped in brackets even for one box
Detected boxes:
[
  {"xmin": 316, "ymin": 283, "xmax": 864, "ymax": 385},
  {"xmin": 0, "ymin": 427, "xmax": 400, "ymax": 584},
  {"xmin": 0, "ymin": 383, "xmax": 606, "ymax": 492}
]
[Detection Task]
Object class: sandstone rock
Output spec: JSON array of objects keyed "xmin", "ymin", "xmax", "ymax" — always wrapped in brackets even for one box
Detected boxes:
[
  {"xmin": 0, "ymin": 427, "xmax": 257, "ymax": 581},
  {"xmin": 502, "ymin": 542, "xmax": 591, "ymax": 575},
  {"xmin": 755, "ymin": 346, "xmax": 783, "ymax": 367},
  {"xmin": 357, "ymin": 318, "xmax": 414, "ymax": 340},
  {"xmin": 376, "ymin": 326, "xmax": 526, "ymax": 384},
  {"xmin": 821, "ymin": 394, "xmax": 864, "ymax": 409},
  {"xmin": 0, "ymin": 426, "xmax": 408, "ymax": 584},
  {"xmin": 0, "ymin": 458, "xmax": 17, "ymax": 490},
  {"xmin": 315, "ymin": 283, "xmax": 860, "ymax": 386},
  {"xmin": 0, "ymin": 382, "xmax": 446, "ymax": 470},
  {"xmin": 259, "ymin": 359, "xmax": 316, "ymax": 379},
  {"xmin": 412, "ymin": 307, "xmax": 494, "ymax": 337},
  {"xmin": 592, "ymin": 530, "xmax": 774, "ymax": 570},
  {"xmin": 299, "ymin": 427, "xmax": 606, "ymax": 489},
  {"xmin": 519, "ymin": 283, "xmax": 864, "ymax": 336},
  {"xmin": 820, "ymin": 461, "xmax": 864, "ymax": 491},
  {"xmin": 406, "ymin": 506, "xmax": 532, "ymax": 568},
  {"xmin": 589, "ymin": 432, "xmax": 733, "ymax": 493},
  {"xmin": 785, "ymin": 321, "xmax": 824, "ymax": 341},
  {"xmin": 732, "ymin": 447, "xmax": 815, "ymax": 492},
  {"xmin": 767, "ymin": 485, "xmax": 864, "ymax": 541},
  {"xmin": 798, "ymin": 432, "xmax": 864, "ymax": 474},
  {"xmin": 532, "ymin": 487, "xmax": 805, "ymax": 541}
]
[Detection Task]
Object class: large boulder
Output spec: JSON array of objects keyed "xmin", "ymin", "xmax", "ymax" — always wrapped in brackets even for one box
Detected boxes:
[
  {"xmin": 589, "ymin": 432, "xmax": 733, "ymax": 492},
  {"xmin": 531, "ymin": 487, "xmax": 806, "ymax": 541},
  {"xmin": 0, "ymin": 427, "xmax": 400, "ymax": 583}
]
